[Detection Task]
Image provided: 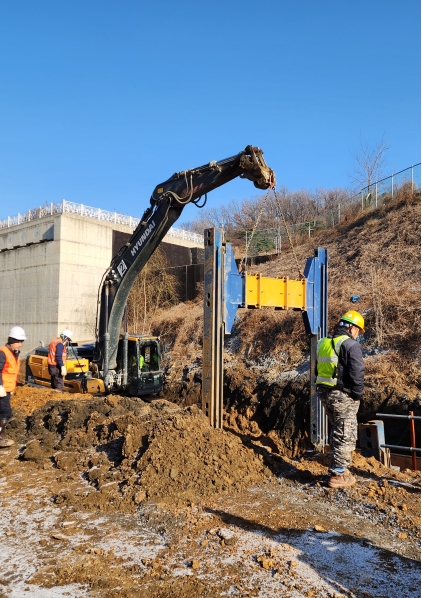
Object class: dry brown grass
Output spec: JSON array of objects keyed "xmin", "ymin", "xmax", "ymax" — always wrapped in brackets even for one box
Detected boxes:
[
  {"xmin": 229, "ymin": 308, "xmax": 307, "ymax": 366},
  {"xmin": 127, "ymin": 248, "xmax": 180, "ymax": 334},
  {"xmin": 150, "ymin": 300, "xmax": 203, "ymax": 362},
  {"xmin": 364, "ymin": 351, "xmax": 421, "ymax": 392}
]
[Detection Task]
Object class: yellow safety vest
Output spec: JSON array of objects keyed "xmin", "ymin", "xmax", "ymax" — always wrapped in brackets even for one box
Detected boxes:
[{"xmin": 316, "ymin": 335, "xmax": 349, "ymax": 387}]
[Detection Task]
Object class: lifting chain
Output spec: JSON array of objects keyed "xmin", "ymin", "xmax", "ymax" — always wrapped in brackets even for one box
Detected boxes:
[
  {"xmin": 240, "ymin": 187, "xmax": 272, "ymax": 271},
  {"xmin": 271, "ymin": 188, "xmax": 304, "ymax": 279},
  {"xmin": 241, "ymin": 187, "xmax": 304, "ymax": 279}
]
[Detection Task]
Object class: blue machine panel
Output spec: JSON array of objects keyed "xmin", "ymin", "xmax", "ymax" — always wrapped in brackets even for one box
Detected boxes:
[
  {"xmin": 223, "ymin": 243, "xmax": 243, "ymax": 334},
  {"xmin": 302, "ymin": 247, "xmax": 328, "ymax": 337}
]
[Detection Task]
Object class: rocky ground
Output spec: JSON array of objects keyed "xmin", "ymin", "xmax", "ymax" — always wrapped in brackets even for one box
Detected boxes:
[{"xmin": 0, "ymin": 387, "xmax": 420, "ymax": 597}]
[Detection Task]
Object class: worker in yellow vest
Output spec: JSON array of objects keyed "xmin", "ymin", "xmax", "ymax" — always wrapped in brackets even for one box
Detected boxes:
[
  {"xmin": 139, "ymin": 354, "xmax": 149, "ymax": 371},
  {"xmin": 316, "ymin": 310, "xmax": 365, "ymax": 489},
  {"xmin": 0, "ymin": 326, "xmax": 26, "ymax": 448}
]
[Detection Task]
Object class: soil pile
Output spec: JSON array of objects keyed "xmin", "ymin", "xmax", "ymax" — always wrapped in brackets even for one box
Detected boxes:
[
  {"xmin": 2, "ymin": 388, "xmax": 419, "ymax": 597},
  {"xmin": 10, "ymin": 388, "xmax": 271, "ymax": 512},
  {"xmin": 8, "ymin": 387, "xmax": 420, "ymax": 541}
]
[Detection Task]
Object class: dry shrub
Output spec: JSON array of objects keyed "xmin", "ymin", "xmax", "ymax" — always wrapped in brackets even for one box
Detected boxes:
[
  {"xmin": 341, "ymin": 203, "xmax": 362, "ymax": 223},
  {"xmin": 195, "ymin": 281, "xmax": 204, "ymax": 302},
  {"xmin": 365, "ymin": 279, "xmax": 420, "ymax": 354},
  {"xmin": 381, "ymin": 181, "xmax": 421, "ymax": 210},
  {"xmin": 364, "ymin": 352, "xmax": 420, "ymax": 395},
  {"xmin": 150, "ymin": 301, "xmax": 203, "ymax": 360},
  {"xmin": 127, "ymin": 248, "xmax": 180, "ymax": 334},
  {"xmin": 230, "ymin": 308, "xmax": 307, "ymax": 366},
  {"xmin": 326, "ymin": 265, "xmax": 420, "ymax": 356}
]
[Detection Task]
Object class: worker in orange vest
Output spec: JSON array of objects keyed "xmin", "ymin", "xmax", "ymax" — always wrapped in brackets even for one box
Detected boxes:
[
  {"xmin": 0, "ymin": 326, "xmax": 26, "ymax": 448},
  {"xmin": 48, "ymin": 329, "xmax": 73, "ymax": 391}
]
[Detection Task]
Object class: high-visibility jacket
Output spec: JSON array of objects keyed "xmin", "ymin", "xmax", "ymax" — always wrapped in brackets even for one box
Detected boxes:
[
  {"xmin": 48, "ymin": 338, "xmax": 67, "ymax": 366},
  {"xmin": 316, "ymin": 335, "xmax": 349, "ymax": 387},
  {"xmin": 0, "ymin": 345, "xmax": 20, "ymax": 392}
]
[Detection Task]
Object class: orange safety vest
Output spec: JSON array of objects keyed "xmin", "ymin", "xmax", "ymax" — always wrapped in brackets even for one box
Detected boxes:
[
  {"xmin": 0, "ymin": 345, "xmax": 20, "ymax": 392},
  {"xmin": 48, "ymin": 338, "xmax": 67, "ymax": 366}
]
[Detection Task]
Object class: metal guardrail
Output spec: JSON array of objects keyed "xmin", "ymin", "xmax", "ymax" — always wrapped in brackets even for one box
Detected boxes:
[
  {"xmin": 376, "ymin": 411, "xmax": 420, "ymax": 471},
  {"xmin": 0, "ymin": 199, "xmax": 203, "ymax": 244},
  {"xmin": 375, "ymin": 413, "xmax": 421, "ymax": 420},
  {"xmin": 380, "ymin": 444, "xmax": 420, "ymax": 453},
  {"xmin": 324, "ymin": 163, "xmax": 421, "ymax": 227},
  {"xmin": 244, "ymin": 163, "xmax": 421, "ymax": 254}
]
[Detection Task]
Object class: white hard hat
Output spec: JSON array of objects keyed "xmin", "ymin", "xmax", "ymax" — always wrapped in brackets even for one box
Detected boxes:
[
  {"xmin": 60, "ymin": 329, "xmax": 73, "ymax": 341},
  {"xmin": 8, "ymin": 326, "xmax": 27, "ymax": 341}
]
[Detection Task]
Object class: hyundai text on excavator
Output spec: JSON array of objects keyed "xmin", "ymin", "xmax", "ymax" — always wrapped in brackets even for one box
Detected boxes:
[{"xmin": 26, "ymin": 146, "xmax": 275, "ymax": 396}]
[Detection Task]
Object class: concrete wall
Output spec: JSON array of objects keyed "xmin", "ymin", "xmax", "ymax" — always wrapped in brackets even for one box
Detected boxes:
[
  {"xmin": 0, "ymin": 213, "xmax": 202, "ymax": 354},
  {"xmin": 0, "ymin": 217, "xmax": 60, "ymax": 352}
]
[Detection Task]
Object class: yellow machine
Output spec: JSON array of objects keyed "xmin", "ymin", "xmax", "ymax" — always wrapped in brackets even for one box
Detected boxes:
[
  {"xmin": 26, "ymin": 344, "xmax": 106, "ymax": 394},
  {"xmin": 26, "ymin": 335, "xmax": 163, "ymax": 396}
]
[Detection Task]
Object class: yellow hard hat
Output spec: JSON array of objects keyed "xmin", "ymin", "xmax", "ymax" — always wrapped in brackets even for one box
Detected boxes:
[{"xmin": 341, "ymin": 310, "xmax": 365, "ymax": 332}]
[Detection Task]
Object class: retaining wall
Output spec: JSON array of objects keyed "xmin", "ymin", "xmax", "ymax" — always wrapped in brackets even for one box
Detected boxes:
[{"xmin": 0, "ymin": 213, "xmax": 202, "ymax": 353}]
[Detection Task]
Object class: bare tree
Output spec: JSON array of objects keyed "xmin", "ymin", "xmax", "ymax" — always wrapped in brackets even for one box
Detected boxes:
[
  {"xmin": 126, "ymin": 248, "xmax": 180, "ymax": 334},
  {"xmin": 183, "ymin": 183, "xmax": 352, "ymax": 239},
  {"xmin": 316, "ymin": 187, "xmax": 353, "ymax": 211},
  {"xmin": 349, "ymin": 136, "xmax": 389, "ymax": 190}
]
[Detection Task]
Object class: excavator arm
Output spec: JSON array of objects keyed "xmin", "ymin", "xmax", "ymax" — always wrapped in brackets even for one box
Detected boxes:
[{"xmin": 96, "ymin": 145, "xmax": 275, "ymax": 373}]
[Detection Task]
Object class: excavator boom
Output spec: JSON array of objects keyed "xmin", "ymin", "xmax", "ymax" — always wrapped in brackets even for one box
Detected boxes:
[{"xmin": 96, "ymin": 146, "xmax": 275, "ymax": 383}]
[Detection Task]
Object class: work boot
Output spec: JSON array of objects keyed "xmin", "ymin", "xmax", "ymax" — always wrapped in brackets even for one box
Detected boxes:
[
  {"xmin": 328, "ymin": 469, "xmax": 356, "ymax": 488},
  {"xmin": 0, "ymin": 419, "xmax": 14, "ymax": 448}
]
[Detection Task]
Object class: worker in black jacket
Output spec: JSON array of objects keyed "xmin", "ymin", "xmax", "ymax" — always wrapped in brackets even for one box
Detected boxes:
[{"xmin": 316, "ymin": 310, "xmax": 365, "ymax": 488}]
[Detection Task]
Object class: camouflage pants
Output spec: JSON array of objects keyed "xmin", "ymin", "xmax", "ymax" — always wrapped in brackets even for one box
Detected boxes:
[{"xmin": 318, "ymin": 388, "xmax": 360, "ymax": 471}]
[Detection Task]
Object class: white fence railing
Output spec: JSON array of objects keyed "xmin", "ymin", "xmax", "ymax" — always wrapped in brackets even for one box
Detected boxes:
[{"xmin": 0, "ymin": 199, "xmax": 203, "ymax": 244}]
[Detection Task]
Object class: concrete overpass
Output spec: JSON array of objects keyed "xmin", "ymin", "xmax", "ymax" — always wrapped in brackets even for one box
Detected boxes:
[{"xmin": 0, "ymin": 200, "xmax": 203, "ymax": 353}]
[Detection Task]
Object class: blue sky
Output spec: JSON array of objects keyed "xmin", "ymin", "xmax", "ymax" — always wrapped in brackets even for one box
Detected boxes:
[{"xmin": 0, "ymin": 0, "xmax": 420, "ymax": 226}]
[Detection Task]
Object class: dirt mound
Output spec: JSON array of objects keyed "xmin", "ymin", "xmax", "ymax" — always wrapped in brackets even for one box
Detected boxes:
[
  {"xmin": 10, "ymin": 389, "xmax": 271, "ymax": 513},
  {"xmin": 12, "ymin": 385, "xmax": 94, "ymax": 415}
]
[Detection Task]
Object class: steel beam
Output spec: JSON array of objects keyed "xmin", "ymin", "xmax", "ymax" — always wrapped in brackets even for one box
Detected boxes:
[
  {"xmin": 202, "ymin": 228, "xmax": 225, "ymax": 428},
  {"xmin": 303, "ymin": 248, "xmax": 328, "ymax": 449}
]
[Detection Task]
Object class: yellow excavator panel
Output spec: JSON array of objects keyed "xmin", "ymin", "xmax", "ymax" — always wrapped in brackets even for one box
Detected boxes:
[{"xmin": 65, "ymin": 359, "xmax": 89, "ymax": 373}]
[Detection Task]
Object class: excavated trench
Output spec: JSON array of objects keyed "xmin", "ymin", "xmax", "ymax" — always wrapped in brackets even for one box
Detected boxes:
[{"xmin": 162, "ymin": 361, "xmax": 421, "ymax": 457}]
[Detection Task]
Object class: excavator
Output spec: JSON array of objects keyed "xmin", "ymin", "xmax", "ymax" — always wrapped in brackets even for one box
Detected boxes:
[{"xmin": 26, "ymin": 146, "xmax": 276, "ymax": 396}]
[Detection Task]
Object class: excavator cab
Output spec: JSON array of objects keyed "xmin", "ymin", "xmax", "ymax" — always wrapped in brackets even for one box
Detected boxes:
[{"xmin": 117, "ymin": 335, "xmax": 164, "ymax": 396}]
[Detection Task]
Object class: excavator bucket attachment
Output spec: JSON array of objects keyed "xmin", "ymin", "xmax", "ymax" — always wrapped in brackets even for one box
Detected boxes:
[{"xmin": 239, "ymin": 146, "xmax": 276, "ymax": 190}]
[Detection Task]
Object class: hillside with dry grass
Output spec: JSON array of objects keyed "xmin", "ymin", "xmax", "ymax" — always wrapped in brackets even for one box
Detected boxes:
[{"xmin": 151, "ymin": 185, "xmax": 421, "ymax": 452}]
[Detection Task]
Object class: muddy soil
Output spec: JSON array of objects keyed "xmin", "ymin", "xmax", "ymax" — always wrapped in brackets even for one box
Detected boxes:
[
  {"xmin": 0, "ymin": 387, "xmax": 419, "ymax": 597},
  {"xmin": 163, "ymin": 352, "xmax": 421, "ymax": 456}
]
